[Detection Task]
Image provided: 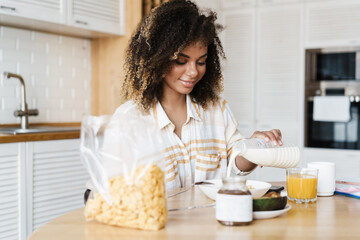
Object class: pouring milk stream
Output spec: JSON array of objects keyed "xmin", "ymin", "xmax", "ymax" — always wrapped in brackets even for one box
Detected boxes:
[{"xmin": 227, "ymin": 138, "xmax": 300, "ymax": 177}]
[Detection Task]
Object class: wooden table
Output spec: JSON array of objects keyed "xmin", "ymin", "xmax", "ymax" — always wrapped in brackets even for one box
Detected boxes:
[{"xmin": 28, "ymin": 184, "xmax": 360, "ymax": 240}]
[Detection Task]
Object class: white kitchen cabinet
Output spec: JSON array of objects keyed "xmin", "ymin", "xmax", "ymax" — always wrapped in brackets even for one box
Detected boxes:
[
  {"xmin": 255, "ymin": 3, "xmax": 302, "ymax": 146},
  {"xmin": 26, "ymin": 139, "xmax": 89, "ymax": 237},
  {"xmin": 222, "ymin": 8, "xmax": 256, "ymax": 138},
  {"xmin": 193, "ymin": 0, "xmax": 223, "ymax": 25},
  {"xmin": 68, "ymin": 0, "xmax": 125, "ymax": 36},
  {"xmin": 0, "ymin": 0, "xmax": 125, "ymax": 37},
  {"xmin": 218, "ymin": 0, "xmax": 360, "ymax": 182},
  {"xmin": 221, "ymin": 2, "xmax": 302, "ymax": 181},
  {"xmin": 303, "ymin": 148, "xmax": 360, "ymax": 179},
  {"xmin": 221, "ymin": 0, "xmax": 256, "ymax": 9},
  {"xmin": 0, "ymin": 139, "xmax": 88, "ymax": 240},
  {"xmin": 0, "ymin": 0, "xmax": 66, "ymax": 24},
  {"xmin": 194, "ymin": 0, "xmax": 221, "ymax": 10},
  {"xmin": 222, "ymin": 3, "xmax": 302, "ymax": 142},
  {"xmin": 256, "ymin": 0, "xmax": 302, "ymax": 6},
  {"xmin": 304, "ymin": 0, "xmax": 360, "ymax": 48},
  {"xmin": 0, "ymin": 142, "xmax": 26, "ymax": 240}
]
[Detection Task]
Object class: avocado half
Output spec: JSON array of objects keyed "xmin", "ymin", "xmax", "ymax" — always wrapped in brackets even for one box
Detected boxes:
[{"xmin": 253, "ymin": 196, "xmax": 288, "ymax": 211}]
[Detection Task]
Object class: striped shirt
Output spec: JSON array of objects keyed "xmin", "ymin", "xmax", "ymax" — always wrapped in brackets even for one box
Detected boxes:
[{"xmin": 108, "ymin": 95, "xmax": 245, "ymax": 189}]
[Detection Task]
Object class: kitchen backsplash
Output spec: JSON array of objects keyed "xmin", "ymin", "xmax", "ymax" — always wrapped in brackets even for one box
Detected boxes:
[{"xmin": 0, "ymin": 26, "xmax": 91, "ymax": 124}]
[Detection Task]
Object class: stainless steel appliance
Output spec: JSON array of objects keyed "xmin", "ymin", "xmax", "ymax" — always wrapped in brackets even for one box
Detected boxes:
[
  {"xmin": 306, "ymin": 47, "xmax": 360, "ymax": 82},
  {"xmin": 305, "ymin": 47, "xmax": 360, "ymax": 150}
]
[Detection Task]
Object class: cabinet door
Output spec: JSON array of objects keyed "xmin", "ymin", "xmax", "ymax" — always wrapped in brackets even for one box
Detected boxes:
[
  {"xmin": 68, "ymin": 0, "xmax": 125, "ymax": 36},
  {"xmin": 194, "ymin": 0, "xmax": 221, "ymax": 10},
  {"xmin": 257, "ymin": 0, "xmax": 302, "ymax": 6},
  {"xmin": 27, "ymin": 139, "xmax": 89, "ymax": 235},
  {"xmin": 304, "ymin": 0, "xmax": 360, "ymax": 47},
  {"xmin": 256, "ymin": 4, "xmax": 302, "ymax": 146},
  {"xmin": 0, "ymin": 143, "xmax": 26, "ymax": 240},
  {"xmin": 221, "ymin": 0, "xmax": 255, "ymax": 9},
  {"xmin": 0, "ymin": 0, "xmax": 66, "ymax": 24},
  {"xmin": 222, "ymin": 8, "xmax": 256, "ymax": 137}
]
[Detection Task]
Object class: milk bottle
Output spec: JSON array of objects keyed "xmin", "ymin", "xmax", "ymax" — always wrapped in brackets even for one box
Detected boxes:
[{"xmin": 227, "ymin": 138, "xmax": 300, "ymax": 177}]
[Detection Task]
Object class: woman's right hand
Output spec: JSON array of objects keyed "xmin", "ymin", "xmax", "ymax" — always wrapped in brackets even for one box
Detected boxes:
[{"xmin": 250, "ymin": 129, "xmax": 283, "ymax": 146}]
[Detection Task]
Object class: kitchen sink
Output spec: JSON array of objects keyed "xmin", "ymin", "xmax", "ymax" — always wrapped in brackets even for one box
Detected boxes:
[{"xmin": 0, "ymin": 126, "xmax": 80, "ymax": 135}]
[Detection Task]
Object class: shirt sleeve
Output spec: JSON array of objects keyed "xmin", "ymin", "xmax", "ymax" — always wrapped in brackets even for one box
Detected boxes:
[{"xmin": 221, "ymin": 99, "xmax": 255, "ymax": 176}]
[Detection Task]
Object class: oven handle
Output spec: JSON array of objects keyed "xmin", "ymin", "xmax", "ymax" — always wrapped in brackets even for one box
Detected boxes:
[{"xmin": 307, "ymin": 96, "xmax": 360, "ymax": 102}]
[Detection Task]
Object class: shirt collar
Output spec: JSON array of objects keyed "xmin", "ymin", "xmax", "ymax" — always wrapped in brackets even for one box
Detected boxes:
[
  {"xmin": 186, "ymin": 94, "xmax": 201, "ymax": 122},
  {"xmin": 152, "ymin": 95, "xmax": 202, "ymax": 130},
  {"xmin": 152, "ymin": 100, "xmax": 172, "ymax": 130}
]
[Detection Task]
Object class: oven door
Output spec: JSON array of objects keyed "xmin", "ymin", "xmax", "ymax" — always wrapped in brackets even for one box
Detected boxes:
[{"xmin": 306, "ymin": 99, "xmax": 360, "ymax": 149}]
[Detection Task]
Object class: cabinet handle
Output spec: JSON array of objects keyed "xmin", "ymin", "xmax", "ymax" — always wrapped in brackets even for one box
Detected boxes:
[
  {"xmin": 75, "ymin": 20, "xmax": 88, "ymax": 25},
  {"xmin": 0, "ymin": 5, "xmax": 16, "ymax": 11}
]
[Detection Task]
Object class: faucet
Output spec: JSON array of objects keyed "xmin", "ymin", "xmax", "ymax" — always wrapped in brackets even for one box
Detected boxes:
[{"xmin": 3, "ymin": 72, "xmax": 39, "ymax": 129}]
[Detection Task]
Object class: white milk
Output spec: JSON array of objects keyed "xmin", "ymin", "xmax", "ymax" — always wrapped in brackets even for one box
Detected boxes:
[
  {"xmin": 227, "ymin": 139, "xmax": 301, "ymax": 177},
  {"xmin": 242, "ymin": 146, "xmax": 300, "ymax": 168}
]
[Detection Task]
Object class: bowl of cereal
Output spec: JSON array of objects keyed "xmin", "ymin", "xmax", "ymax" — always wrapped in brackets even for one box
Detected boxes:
[{"xmin": 198, "ymin": 179, "xmax": 271, "ymax": 200}]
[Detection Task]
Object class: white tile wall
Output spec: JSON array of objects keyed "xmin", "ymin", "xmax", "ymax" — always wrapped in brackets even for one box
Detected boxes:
[{"xmin": 0, "ymin": 26, "xmax": 91, "ymax": 124}]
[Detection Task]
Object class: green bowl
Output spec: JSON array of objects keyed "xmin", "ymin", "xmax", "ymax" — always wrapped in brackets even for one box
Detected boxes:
[{"xmin": 253, "ymin": 196, "xmax": 288, "ymax": 212}]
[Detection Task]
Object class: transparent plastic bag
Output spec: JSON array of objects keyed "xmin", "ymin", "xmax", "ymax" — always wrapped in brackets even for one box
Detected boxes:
[
  {"xmin": 227, "ymin": 138, "xmax": 300, "ymax": 177},
  {"xmin": 80, "ymin": 111, "xmax": 167, "ymax": 230}
]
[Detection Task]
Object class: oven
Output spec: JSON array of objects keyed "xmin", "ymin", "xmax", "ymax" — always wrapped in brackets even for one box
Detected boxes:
[
  {"xmin": 305, "ymin": 47, "xmax": 360, "ymax": 83},
  {"xmin": 306, "ymin": 96, "xmax": 360, "ymax": 149},
  {"xmin": 305, "ymin": 47, "xmax": 360, "ymax": 150}
]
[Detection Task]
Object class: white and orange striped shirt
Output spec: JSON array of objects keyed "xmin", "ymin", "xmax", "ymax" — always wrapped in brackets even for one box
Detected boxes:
[{"xmin": 109, "ymin": 95, "xmax": 246, "ymax": 189}]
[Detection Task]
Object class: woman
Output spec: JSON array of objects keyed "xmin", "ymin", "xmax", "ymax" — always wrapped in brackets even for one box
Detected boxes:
[{"xmin": 113, "ymin": 0, "xmax": 282, "ymax": 189}]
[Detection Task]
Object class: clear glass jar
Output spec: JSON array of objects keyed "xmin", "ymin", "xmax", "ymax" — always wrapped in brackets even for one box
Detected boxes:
[{"xmin": 216, "ymin": 177, "xmax": 253, "ymax": 226}]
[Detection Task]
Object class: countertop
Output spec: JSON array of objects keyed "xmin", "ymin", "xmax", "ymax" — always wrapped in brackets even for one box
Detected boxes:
[
  {"xmin": 0, "ymin": 123, "xmax": 80, "ymax": 143},
  {"xmin": 28, "ymin": 183, "xmax": 360, "ymax": 240}
]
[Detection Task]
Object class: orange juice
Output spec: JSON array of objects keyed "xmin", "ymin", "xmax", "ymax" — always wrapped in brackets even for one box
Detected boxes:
[{"xmin": 287, "ymin": 174, "xmax": 318, "ymax": 200}]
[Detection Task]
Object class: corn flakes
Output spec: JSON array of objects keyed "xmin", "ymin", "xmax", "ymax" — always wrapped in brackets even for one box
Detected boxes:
[{"xmin": 85, "ymin": 164, "xmax": 167, "ymax": 231}]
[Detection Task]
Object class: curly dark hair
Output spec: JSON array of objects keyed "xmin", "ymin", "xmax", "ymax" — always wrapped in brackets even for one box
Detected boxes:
[{"xmin": 122, "ymin": 0, "xmax": 225, "ymax": 113}]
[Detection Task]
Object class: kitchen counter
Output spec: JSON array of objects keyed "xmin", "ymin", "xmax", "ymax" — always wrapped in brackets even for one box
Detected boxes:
[
  {"xmin": 0, "ymin": 123, "xmax": 80, "ymax": 143},
  {"xmin": 28, "ymin": 183, "xmax": 360, "ymax": 240}
]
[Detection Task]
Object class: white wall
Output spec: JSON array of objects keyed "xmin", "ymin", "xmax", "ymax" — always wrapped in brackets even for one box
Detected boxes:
[{"xmin": 0, "ymin": 26, "xmax": 91, "ymax": 124}]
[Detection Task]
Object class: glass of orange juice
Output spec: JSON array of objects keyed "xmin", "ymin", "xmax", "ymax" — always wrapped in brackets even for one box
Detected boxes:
[{"xmin": 286, "ymin": 168, "xmax": 318, "ymax": 203}]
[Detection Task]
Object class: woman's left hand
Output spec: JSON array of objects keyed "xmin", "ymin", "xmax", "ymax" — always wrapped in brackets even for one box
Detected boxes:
[{"xmin": 250, "ymin": 129, "xmax": 283, "ymax": 146}]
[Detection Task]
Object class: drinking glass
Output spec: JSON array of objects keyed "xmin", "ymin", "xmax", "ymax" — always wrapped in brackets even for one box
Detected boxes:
[{"xmin": 286, "ymin": 168, "xmax": 318, "ymax": 203}]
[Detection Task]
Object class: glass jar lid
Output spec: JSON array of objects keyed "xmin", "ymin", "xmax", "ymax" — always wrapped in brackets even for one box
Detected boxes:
[{"xmin": 221, "ymin": 176, "xmax": 248, "ymax": 191}]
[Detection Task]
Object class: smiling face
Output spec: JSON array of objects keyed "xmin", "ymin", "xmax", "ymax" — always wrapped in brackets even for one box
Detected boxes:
[{"xmin": 162, "ymin": 42, "xmax": 208, "ymax": 99}]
